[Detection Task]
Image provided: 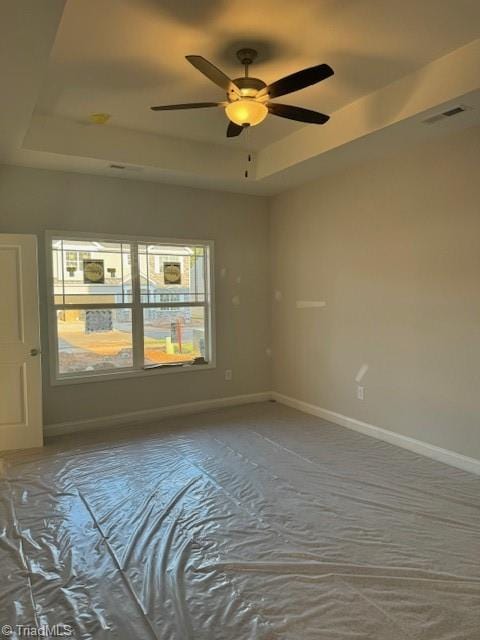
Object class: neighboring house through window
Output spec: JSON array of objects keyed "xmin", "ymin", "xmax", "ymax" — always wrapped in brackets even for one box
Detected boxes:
[{"xmin": 48, "ymin": 233, "xmax": 214, "ymax": 383}]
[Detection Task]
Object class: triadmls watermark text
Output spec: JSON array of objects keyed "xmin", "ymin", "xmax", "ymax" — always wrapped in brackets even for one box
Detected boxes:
[{"xmin": 1, "ymin": 624, "xmax": 72, "ymax": 637}]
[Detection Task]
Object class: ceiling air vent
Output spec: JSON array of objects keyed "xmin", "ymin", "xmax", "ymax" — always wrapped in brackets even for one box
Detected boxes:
[
  {"xmin": 443, "ymin": 106, "xmax": 466, "ymax": 117},
  {"xmin": 422, "ymin": 105, "xmax": 471, "ymax": 125},
  {"xmin": 108, "ymin": 164, "xmax": 143, "ymax": 172}
]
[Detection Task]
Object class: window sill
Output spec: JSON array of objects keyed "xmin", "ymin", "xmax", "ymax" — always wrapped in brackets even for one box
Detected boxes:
[{"xmin": 50, "ymin": 361, "xmax": 216, "ymax": 386}]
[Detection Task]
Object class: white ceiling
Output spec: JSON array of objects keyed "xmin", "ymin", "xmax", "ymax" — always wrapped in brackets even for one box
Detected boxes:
[
  {"xmin": 1, "ymin": 0, "xmax": 479, "ymax": 194},
  {"xmin": 35, "ymin": 0, "xmax": 480, "ymax": 150}
]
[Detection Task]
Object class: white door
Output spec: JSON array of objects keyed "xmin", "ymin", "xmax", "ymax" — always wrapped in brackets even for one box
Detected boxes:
[{"xmin": 0, "ymin": 234, "xmax": 43, "ymax": 451}]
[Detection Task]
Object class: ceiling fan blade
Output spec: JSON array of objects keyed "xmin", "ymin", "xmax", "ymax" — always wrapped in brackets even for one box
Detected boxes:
[
  {"xmin": 226, "ymin": 122, "xmax": 245, "ymax": 137},
  {"xmin": 186, "ymin": 55, "xmax": 240, "ymax": 97},
  {"xmin": 259, "ymin": 63, "xmax": 334, "ymax": 99},
  {"xmin": 151, "ymin": 102, "xmax": 223, "ymax": 111},
  {"xmin": 268, "ymin": 103, "xmax": 330, "ymax": 124}
]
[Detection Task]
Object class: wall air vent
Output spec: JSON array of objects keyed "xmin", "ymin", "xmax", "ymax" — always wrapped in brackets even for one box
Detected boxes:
[{"xmin": 422, "ymin": 105, "xmax": 471, "ymax": 125}]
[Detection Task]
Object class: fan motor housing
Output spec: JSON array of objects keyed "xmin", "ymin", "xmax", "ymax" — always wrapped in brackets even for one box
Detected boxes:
[{"xmin": 229, "ymin": 77, "xmax": 267, "ymax": 100}]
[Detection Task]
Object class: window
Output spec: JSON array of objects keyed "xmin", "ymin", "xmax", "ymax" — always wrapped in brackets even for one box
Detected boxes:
[
  {"xmin": 48, "ymin": 233, "xmax": 214, "ymax": 383},
  {"xmin": 64, "ymin": 250, "xmax": 91, "ymax": 278}
]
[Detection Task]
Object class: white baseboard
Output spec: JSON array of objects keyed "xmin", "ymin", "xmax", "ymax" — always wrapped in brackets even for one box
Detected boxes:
[
  {"xmin": 45, "ymin": 392, "xmax": 271, "ymax": 437},
  {"xmin": 272, "ymin": 392, "xmax": 480, "ymax": 476},
  {"xmin": 45, "ymin": 389, "xmax": 480, "ymax": 476}
]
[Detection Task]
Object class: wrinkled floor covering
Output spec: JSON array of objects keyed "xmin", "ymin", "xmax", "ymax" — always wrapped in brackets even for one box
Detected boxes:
[{"xmin": 1, "ymin": 402, "xmax": 480, "ymax": 639}]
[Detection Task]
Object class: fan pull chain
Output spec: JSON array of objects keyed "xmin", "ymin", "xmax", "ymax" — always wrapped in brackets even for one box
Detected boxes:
[
  {"xmin": 244, "ymin": 126, "xmax": 252, "ymax": 179},
  {"xmin": 244, "ymin": 153, "xmax": 253, "ymax": 179}
]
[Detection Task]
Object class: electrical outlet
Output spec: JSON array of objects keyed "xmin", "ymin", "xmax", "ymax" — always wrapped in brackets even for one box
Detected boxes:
[
  {"xmin": 225, "ymin": 369, "xmax": 232, "ymax": 381},
  {"xmin": 356, "ymin": 385, "xmax": 365, "ymax": 400}
]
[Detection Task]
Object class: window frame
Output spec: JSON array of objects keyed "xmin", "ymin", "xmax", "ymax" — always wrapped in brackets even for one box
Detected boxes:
[{"xmin": 45, "ymin": 231, "xmax": 215, "ymax": 386}]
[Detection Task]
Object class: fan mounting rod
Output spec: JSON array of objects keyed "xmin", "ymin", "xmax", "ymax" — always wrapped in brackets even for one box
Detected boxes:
[{"xmin": 236, "ymin": 48, "xmax": 258, "ymax": 77}]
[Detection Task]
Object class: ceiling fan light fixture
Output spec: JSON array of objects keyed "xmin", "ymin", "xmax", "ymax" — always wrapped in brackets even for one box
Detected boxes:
[
  {"xmin": 151, "ymin": 51, "xmax": 333, "ymax": 138},
  {"xmin": 225, "ymin": 99, "xmax": 268, "ymax": 127}
]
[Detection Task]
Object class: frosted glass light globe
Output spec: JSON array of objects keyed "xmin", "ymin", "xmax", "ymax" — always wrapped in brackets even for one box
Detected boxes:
[{"xmin": 225, "ymin": 99, "xmax": 268, "ymax": 127}]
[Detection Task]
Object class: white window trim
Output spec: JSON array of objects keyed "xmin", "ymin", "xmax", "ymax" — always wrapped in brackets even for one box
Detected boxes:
[{"xmin": 45, "ymin": 231, "xmax": 216, "ymax": 386}]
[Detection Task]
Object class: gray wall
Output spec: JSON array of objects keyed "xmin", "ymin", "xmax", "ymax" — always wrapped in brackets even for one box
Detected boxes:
[
  {"xmin": 1, "ymin": 126, "xmax": 479, "ymax": 460},
  {"xmin": 0, "ymin": 166, "xmax": 271, "ymax": 425},
  {"xmin": 270, "ymin": 126, "xmax": 480, "ymax": 459}
]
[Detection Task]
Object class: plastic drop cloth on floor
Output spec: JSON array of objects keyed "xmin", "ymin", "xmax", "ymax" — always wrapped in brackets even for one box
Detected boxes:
[{"xmin": 1, "ymin": 402, "xmax": 480, "ymax": 640}]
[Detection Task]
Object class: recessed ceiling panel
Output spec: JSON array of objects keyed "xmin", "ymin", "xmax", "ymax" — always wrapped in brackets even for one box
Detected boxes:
[{"xmin": 35, "ymin": 0, "xmax": 480, "ymax": 149}]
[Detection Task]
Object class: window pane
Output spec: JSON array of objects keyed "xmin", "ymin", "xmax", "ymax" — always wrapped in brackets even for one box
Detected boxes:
[
  {"xmin": 56, "ymin": 309, "xmax": 133, "ymax": 374},
  {"xmin": 52, "ymin": 239, "xmax": 132, "ymax": 305},
  {"xmin": 138, "ymin": 244, "xmax": 206, "ymax": 304},
  {"xmin": 143, "ymin": 307, "xmax": 206, "ymax": 366}
]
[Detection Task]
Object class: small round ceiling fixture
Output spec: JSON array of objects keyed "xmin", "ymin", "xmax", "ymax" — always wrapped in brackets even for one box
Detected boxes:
[{"xmin": 88, "ymin": 113, "xmax": 111, "ymax": 125}]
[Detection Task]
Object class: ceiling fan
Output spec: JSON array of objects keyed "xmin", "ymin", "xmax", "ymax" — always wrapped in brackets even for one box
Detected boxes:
[{"xmin": 150, "ymin": 48, "xmax": 334, "ymax": 138}]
